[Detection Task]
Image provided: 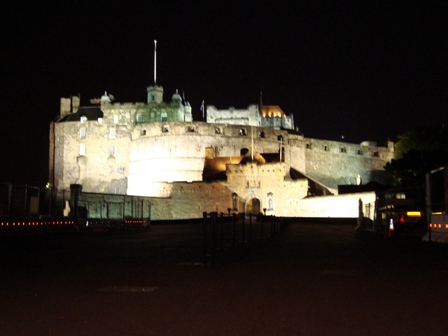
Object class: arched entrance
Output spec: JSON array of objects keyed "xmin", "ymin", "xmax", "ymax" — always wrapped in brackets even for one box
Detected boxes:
[{"xmin": 246, "ymin": 198, "xmax": 261, "ymax": 215}]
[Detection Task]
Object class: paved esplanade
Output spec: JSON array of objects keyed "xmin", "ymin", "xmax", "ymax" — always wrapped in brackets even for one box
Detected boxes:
[{"xmin": 1, "ymin": 223, "xmax": 447, "ymax": 335}]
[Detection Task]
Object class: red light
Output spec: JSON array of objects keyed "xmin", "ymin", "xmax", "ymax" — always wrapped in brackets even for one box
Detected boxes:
[{"xmin": 399, "ymin": 215, "xmax": 405, "ymax": 223}]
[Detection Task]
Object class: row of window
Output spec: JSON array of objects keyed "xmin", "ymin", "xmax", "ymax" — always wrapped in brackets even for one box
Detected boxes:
[
  {"xmin": 305, "ymin": 143, "xmax": 379, "ymax": 156},
  {"xmin": 136, "ymin": 112, "xmax": 168, "ymax": 123},
  {"xmin": 138, "ymin": 125, "xmax": 285, "ymax": 141},
  {"xmin": 80, "ymin": 126, "xmax": 376, "ymax": 158},
  {"xmin": 79, "ymin": 144, "xmax": 116, "ymax": 156},
  {"xmin": 79, "ymin": 127, "xmax": 116, "ymax": 140},
  {"xmin": 80, "ymin": 115, "xmax": 119, "ymax": 124}
]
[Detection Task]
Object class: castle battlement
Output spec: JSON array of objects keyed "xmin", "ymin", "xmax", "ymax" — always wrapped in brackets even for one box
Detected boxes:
[{"xmin": 51, "ymin": 89, "xmax": 394, "ymax": 219}]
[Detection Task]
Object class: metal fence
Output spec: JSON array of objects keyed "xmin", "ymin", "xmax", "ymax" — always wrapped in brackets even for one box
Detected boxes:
[
  {"xmin": 0, "ymin": 183, "xmax": 71, "ymax": 218},
  {"xmin": 202, "ymin": 212, "xmax": 285, "ymax": 266}
]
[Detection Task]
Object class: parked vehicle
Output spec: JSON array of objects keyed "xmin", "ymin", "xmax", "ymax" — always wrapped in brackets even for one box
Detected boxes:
[
  {"xmin": 357, "ymin": 187, "xmax": 426, "ymax": 238},
  {"xmin": 423, "ymin": 165, "xmax": 448, "ymax": 243}
]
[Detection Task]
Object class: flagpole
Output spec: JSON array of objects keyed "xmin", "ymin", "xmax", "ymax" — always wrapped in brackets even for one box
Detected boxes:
[
  {"xmin": 154, "ymin": 40, "xmax": 157, "ymax": 84},
  {"xmin": 251, "ymin": 126, "xmax": 254, "ymax": 161},
  {"xmin": 201, "ymin": 100, "xmax": 205, "ymax": 121}
]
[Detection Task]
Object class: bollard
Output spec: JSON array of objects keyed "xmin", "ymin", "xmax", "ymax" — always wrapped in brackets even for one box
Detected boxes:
[
  {"xmin": 232, "ymin": 212, "xmax": 236, "ymax": 246},
  {"xmin": 242, "ymin": 213, "xmax": 246, "ymax": 243},
  {"xmin": 249, "ymin": 213, "xmax": 253, "ymax": 241},
  {"xmin": 220, "ymin": 212, "xmax": 224, "ymax": 251},
  {"xmin": 203, "ymin": 212, "xmax": 208, "ymax": 266},
  {"xmin": 211, "ymin": 212, "xmax": 217, "ymax": 267}
]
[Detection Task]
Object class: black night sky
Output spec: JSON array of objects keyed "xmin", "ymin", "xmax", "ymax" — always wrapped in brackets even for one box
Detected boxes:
[{"xmin": 2, "ymin": 0, "xmax": 447, "ymax": 186}]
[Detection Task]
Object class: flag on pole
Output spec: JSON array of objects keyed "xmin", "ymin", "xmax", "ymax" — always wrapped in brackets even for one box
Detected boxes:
[{"xmin": 200, "ymin": 100, "xmax": 205, "ymax": 120}]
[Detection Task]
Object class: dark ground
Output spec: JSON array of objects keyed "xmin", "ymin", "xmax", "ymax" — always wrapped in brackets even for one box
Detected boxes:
[{"xmin": 0, "ymin": 222, "xmax": 447, "ymax": 336}]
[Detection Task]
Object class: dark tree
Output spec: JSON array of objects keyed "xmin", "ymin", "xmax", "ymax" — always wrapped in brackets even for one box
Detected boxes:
[{"xmin": 385, "ymin": 126, "xmax": 448, "ymax": 187}]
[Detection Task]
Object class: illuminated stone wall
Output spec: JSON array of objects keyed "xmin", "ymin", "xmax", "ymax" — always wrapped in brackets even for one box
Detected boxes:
[
  {"xmin": 52, "ymin": 117, "xmax": 393, "ymax": 196},
  {"xmin": 76, "ymin": 180, "xmax": 374, "ymax": 221},
  {"xmin": 206, "ymin": 105, "xmax": 262, "ymax": 126},
  {"xmin": 303, "ymin": 138, "xmax": 394, "ymax": 191},
  {"xmin": 51, "ymin": 94, "xmax": 394, "ymax": 218},
  {"xmin": 77, "ymin": 162, "xmax": 309, "ymax": 220},
  {"xmin": 52, "ymin": 116, "xmax": 130, "ymax": 194},
  {"xmin": 206, "ymin": 104, "xmax": 295, "ymax": 130}
]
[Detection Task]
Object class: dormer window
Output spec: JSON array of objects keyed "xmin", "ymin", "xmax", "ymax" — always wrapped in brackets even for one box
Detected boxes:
[{"xmin": 80, "ymin": 115, "xmax": 87, "ymax": 123}]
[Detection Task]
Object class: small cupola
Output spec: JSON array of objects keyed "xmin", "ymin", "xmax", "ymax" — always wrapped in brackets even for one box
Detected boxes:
[{"xmin": 172, "ymin": 89, "xmax": 182, "ymax": 103}]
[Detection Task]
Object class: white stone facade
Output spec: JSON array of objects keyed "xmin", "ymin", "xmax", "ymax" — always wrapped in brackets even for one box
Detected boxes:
[{"xmin": 50, "ymin": 92, "xmax": 394, "ymax": 220}]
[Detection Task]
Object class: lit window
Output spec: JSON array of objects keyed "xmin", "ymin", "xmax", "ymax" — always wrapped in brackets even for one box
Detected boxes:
[
  {"xmin": 79, "ymin": 144, "xmax": 86, "ymax": 156},
  {"xmin": 267, "ymin": 192, "xmax": 274, "ymax": 210},
  {"xmin": 80, "ymin": 115, "xmax": 87, "ymax": 123},
  {"xmin": 79, "ymin": 127, "xmax": 86, "ymax": 139},
  {"xmin": 97, "ymin": 118, "xmax": 103, "ymax": 124},
  {"xmin": 136, "ymin": 114, "xmax": 143, "ymax": 122},
  {"xmin": 161, "ymin": 112, "xmax": 168, "ymax": 122},
  {"xmin": 232, "ymin": 193, "xmax": 238, "ymax": 211},
  {"xmin": 109, "ymin": 128, "xmax": 116, "ymax": 139},
  {"xmin": 113, "ymin": 115, "xmax": 119, "ymax": 124}
]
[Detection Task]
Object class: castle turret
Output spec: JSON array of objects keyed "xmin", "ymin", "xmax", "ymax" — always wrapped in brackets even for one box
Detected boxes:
[
  {"xmin": 60, "ymin": 95, "xmax": 80, "ymax": 117},
  {"xmin": 147, "ymin": 85, "xmax": 164, "ymax": 103}
]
